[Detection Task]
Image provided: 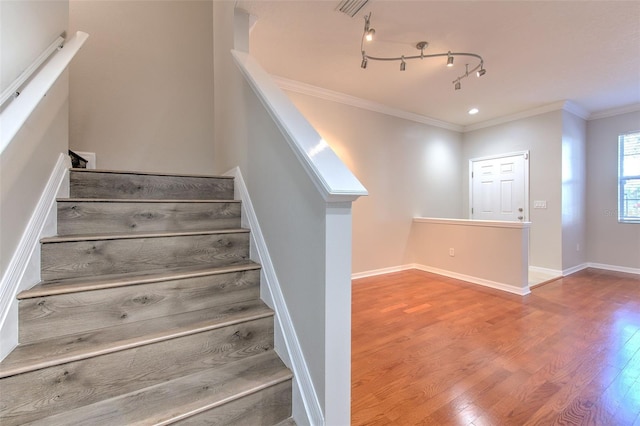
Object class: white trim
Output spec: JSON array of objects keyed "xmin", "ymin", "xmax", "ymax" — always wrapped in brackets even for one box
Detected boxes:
[
  {"xmin": 413, "ymin": 217, "xmax": 531, "ymax": 229},
  {"xmin": 351, "ymin": 263, "xmax": 529, "ymax": 296},
  {"xmin": 589, "ymin": 103, "xmax": 640, "ymax": 121},
  {"xmin": 0, "ymin": 31, "xmax": 89, "ymax": 155},
  {"xmin": 0, "ymin": 36, "xmax": 65, "ymax": 107},
  {"xmin": 273, "ymin": 76, "xmax": 463, "ymax": 133},
  {"xmin": 351, "ymin": 264, "xmax": 414, "ymax": 280},
  {"xmin": 0, "ymin": 153, "xmax": 70, "ymax": 361},
  {"xmin": 413, "ymin": 264, "xmax": 530, "ymax": 296},
  {"xmin": 586, "ymin": 262, "xmax": 640, "ymax": 276},
  {"xmin": 224, "ymin": 167, "xmax": 322, "ymax": 426},
  {"xmin": 464, "ymin": 101, "xmax": 567, "ymax": 132},
  {"xmin": 562, "ymin": 263, "xmax": 589, "ymax": 276},
  {"xmin": 563, "ymin": 101, "xmax": 590, "ymax": 120},
  {"xmin": 231, "ymin": 50, "xmax": 367, "ymax": 204},
  {"xmin": 529, "ymin": 265, "xmax": 563, "ymax": 278}
]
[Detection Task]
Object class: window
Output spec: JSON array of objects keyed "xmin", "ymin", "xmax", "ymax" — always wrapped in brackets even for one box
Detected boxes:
[{"xmin": 619, "ymin": 131, "xmax": 640, "ymax": 223}]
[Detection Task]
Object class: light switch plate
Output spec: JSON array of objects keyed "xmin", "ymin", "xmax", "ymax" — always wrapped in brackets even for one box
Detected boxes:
[{"xmin": 533, "ymin": 200, "xmax": 547, "ymax": 209}]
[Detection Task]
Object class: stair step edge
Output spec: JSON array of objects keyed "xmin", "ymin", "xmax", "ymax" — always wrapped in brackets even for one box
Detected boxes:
[
  {"xmin": 41, "ymin": 228, "xmax": 250, "ymax": 243},
  {"xmin": 19, "ymin": 262, "xmax": 261, "ymax": 299},
  {"xmin": 70, "ymin": 168, "xmax": 235, "ymax": 180},
  {"xmin": 57, "ymin": 198, "xmax": 240, "ymax": 203},
  {"xmin": 0, "ymin": 302, "xmax": 273, "ymax": 379},
  {"xmin": 27, "ymin": 351, "xmax": 292, "ymax": 426}
]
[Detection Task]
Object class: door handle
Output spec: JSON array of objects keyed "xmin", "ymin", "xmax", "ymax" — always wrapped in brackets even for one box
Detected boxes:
[
  {"xmin": 518, "ymin": 216, "xmax": 523, "ymax": 220},
  {"xmin": 518, "ymin": 208, "xmax": 523, "ymax": 212}
]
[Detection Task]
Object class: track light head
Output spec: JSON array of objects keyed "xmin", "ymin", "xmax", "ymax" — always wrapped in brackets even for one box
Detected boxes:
[
  {"xmin": 454, "ymin": 81, "xmax": 461, "ymax": 90},
  {"xmin": 361, "ymin": 57, "xmax": 368, "ymax": 69},
  {"xmin": 447, "ymin": 52, "xmax": 454, "ymax": 67},
  {"xmin": 400, "ymin": 56, "xmax": 406, "ymax": 71},
  {"xmin": 477, "ymin": 67, "xmax": 486, "ymax": 77},
  {"xmin": 365, "ymin": 28, "xmax": 375, "ymax": 42}
]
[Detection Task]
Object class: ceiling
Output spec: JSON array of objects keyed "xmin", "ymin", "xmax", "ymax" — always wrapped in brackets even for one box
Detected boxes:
[{"xmin": 237, "ymin": 0, "xmax": 640, "ymax": 128}]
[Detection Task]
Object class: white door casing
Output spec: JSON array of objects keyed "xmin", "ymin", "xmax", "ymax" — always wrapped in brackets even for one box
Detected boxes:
[{"xmin": 470, "ymin": 151, "xmax": 529, "ymax": 222}]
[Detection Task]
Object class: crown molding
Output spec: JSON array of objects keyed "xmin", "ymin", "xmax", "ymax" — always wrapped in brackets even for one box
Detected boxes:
[
  {"xmin": 563, "ymin": 100, "xmax": 590, "ymax": 120},
  {"xmin": 272, "ymin": 76, "xmax": 463, "ymax": 132},
  {"xmin": 463, "ymin": 101, "xmax": 569, "ymax": 132},
  {"xmin": 272, "ymin": 76, "xmax": 640, "ymax": 133},
  {"xmin": 589, "ymin": 103, "xmax": 640, "ymax": 120}
]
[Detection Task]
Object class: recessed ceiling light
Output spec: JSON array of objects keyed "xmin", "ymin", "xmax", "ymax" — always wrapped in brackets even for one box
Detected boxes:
[{"xmin": 468, "ymin": 108, "xmax": 479, "ymax": 115}]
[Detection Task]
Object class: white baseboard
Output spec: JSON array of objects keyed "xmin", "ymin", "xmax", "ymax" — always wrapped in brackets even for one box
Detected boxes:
[
  {"xmin": 562, "ymin": 263, "xmax": 589, "ymax": 276},
  {"xmin": 0, "ymin": 152, "xmax": 70, "ymax": 361},
  {"xmin": 351, "ymin": 264, "xmax": 414, "ymax": 280},
  {"xmin": 354, "ymin": 263, "xmax": 530, "ymax": 296},
  {"xmin": 529, "ymin": 265, "xmax": 563, "ymax": 277},
  {"xmin": 225, "ymin": 167, "xmax": 321, "ymax": 426},
  {"xmin": 412, "ymin": 264, "xmax": 530, "ymax": 296},
  {"xmin": 586, "ymin": 262, "xmax": 640, "ymax": 276}
]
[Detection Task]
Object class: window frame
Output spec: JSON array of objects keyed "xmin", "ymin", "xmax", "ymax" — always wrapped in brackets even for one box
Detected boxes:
[{"xmin": 618, "ymin": 131, "xmax": 640, "ymax": 224}]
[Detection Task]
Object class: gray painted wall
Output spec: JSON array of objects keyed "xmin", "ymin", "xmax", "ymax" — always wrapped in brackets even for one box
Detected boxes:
[
  {"xmin": 68, "ymin": 0, "xmax": 215, "ymax": 174},
  {"xmin": 586, "ymin": 111, "xmax": 640, "ymax": 268},
  {"xmin": 561, "ymin": 110, "xmax": 587, "ymax": 271},
  {"xmin": 285, "ymin": 92, "xmax": 463, "ymax": 274}
]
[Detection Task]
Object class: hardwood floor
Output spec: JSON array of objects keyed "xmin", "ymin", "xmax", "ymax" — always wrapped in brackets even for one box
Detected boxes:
[{"xmin": 352, "ymin": 268, "xmax": 640, "ymax": 425}]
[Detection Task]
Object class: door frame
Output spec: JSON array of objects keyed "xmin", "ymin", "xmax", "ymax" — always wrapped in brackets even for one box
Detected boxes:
[{"xmin": 469, "ymin": 150, "xmax": 530, "ymax": 221}]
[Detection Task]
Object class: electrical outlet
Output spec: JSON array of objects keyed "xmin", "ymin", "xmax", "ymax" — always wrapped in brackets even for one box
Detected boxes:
[{"xmin": 449, "ymin": 248, "xmax": 455, "ymax": 257}]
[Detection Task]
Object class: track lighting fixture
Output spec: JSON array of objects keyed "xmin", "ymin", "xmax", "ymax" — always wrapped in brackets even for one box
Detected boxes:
[
  {"xmin": 363, "ymin": 13, "xmax": 375, "ymax": 42},
  {"xmin": 359, "ymin": 13, "xmax": 486, "ymax": 91}
]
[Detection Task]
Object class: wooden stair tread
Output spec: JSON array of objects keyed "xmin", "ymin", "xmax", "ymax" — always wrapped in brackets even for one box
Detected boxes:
[
  {"xmin": 26, "ymin": 350, "xmax": 292, "ymax": 426},
  {"xmin": 41, "ymin": 228, "xmax": 250, "ymax": 243},
  {"xmin": 58, "ymin": 197, "xmax": 240, "ymax": 203},
  {"xmin": 19, "ymin": 262, "xmax": 261, "ymax": 299},
  {"xmin": 0, "ymin": 299, "xmax": 273, "ymax": 379},
  {"xmin": 69, "ymin": 168, "xmax": 234, "ymax": 179}
]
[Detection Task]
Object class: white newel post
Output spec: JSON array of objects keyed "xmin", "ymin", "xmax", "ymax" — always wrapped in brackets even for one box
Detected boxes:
[{"xmin": 324, "ymin": 202, "xmax": 354, "ymax": 425}]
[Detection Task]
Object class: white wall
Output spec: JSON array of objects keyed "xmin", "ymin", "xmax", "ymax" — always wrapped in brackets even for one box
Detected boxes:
[
  {"xmin": 0, "ymin": 0, "xmax": 69, "ymax": 360},
  {"xmin": 284, "ymin": 92, "xmax": 463, "ymax": 274},
  {"xmin": 0, "ymin": 1, "xmax": 68, "ymax": 92},
  {"xmin": 586, "ymin": 110, "xmax": 640, "ymax": 269},
  {"xmin": 410, "ymin": 218, "xmax": 529, "ymax": 295},
  {"xmin": 0, "ymin": 0, "xmax": 69, "ymax": 274},
  {"xmin": 462, "ymin": 111, "xmax": 564, "ymax": 271},
  {"xmin": 561, "ymin": 110, "xmax": 587, "ymax": 271},
  {"xmin": 68, "ymin": 0, "xmax": 215, "ymax": 175}
]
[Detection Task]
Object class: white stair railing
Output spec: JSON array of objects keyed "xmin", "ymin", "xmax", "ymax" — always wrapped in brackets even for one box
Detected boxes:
[{"xmin": 0, "ymin": 31, "xmax": 89, "ymax": 154}]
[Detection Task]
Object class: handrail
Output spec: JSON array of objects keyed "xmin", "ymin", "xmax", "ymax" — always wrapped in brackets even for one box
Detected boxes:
[
  {"xmin": 0, "ymin": 36, "xmax": 65, "ymax": 107},
  {"xmin": 0, "ymin": 31, "xmax": 89, "ymax": 155},
  {"xmin": 231, "ymin": 49, "xmax": 368, "ymax": 203}
]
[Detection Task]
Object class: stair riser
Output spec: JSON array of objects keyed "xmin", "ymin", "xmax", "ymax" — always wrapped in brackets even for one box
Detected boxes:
[
  {"xmin": 57, "ymin": 201, "xmax": 241, "ymax": 235},
  {"xmin": 70, "ymin": 171, "xmax": 234, "ymax": 200},
  {"xmin": 0, "ymin": 317, "xmax": 274, "ymax": 425},
  {"xmin": 175, "ymin": 380, "xmax": 292, "ymax": 425},
  {"xmin": 41, "ymin": 233, "xmax": 250, "ymax": 281},
  {"xmin": 19, "ymin": 269, "xmax": 260, "ymax": 344}
]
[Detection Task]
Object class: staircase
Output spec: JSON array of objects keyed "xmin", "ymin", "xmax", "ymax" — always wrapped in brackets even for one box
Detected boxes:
[{"xmin": 0, "ymin": 169, "xmax": 294, "ymax": 425}]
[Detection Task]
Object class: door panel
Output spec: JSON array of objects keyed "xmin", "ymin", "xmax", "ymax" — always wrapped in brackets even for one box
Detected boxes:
[{"xmin": 471, "ymin": 153, "xmax": 527, "ymax": 221}]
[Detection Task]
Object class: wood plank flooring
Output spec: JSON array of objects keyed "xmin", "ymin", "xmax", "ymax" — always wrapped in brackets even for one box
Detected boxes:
[{"xmin": 352, "ymin": 268, "xmax": 640, "ymax": 425}]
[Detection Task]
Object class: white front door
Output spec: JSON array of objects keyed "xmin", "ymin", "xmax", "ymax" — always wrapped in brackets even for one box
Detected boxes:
[{"xmin": 470, "ymin": 152, "xmax": 529, "ymax": 222}]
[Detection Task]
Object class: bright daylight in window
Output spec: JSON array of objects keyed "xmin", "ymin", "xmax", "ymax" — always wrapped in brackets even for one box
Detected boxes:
[{"xmin": 619, "ymin": 131, "xmax": 640, "ymax": 223}]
